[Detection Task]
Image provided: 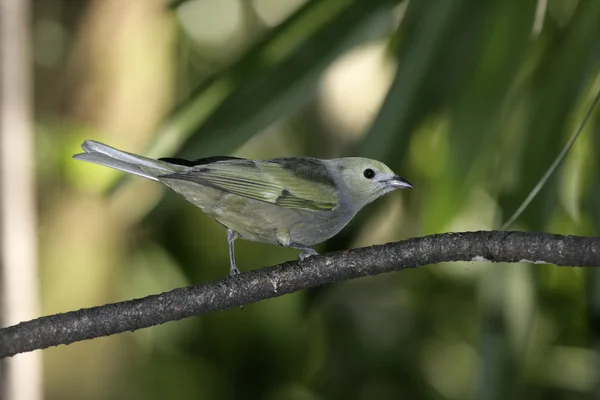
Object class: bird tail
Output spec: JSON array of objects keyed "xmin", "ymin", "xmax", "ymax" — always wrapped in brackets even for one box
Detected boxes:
[{"xmin": 73, "ymin": 140, "xmax": 182, "ymax": 181}]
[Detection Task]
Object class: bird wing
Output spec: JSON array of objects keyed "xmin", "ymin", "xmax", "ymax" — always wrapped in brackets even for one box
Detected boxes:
[{"xmin": 159, "ymin": 157, "xmax": 339, "ymax": 212}]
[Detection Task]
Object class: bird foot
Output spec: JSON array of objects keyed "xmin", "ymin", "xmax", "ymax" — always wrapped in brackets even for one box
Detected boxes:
[
  {"xmin": 298, "ymin": 248, "xmax": 319, "ymax": 262},
  {"xmin": 230, "ymin": 266, "xmax": 241, "ymax": 276}
]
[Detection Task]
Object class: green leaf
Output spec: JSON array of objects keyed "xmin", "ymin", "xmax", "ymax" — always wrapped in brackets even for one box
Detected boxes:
[
  {"xmin": 448, "ymin": 0, "xmax": 538, "ymax": 184},
  {"xmin": 150, "ymin": 0, "xmax": 397, "ymax": 160},
  {"xmin": 499, "ymin": 0, "xmax": 600, "ymax": 229},
  {"xmin": 358, "ymin": 0, "xmax": 466, "ymax": 162}
]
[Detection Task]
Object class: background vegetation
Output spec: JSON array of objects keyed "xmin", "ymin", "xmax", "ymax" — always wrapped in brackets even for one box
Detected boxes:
[{"xmin": 23, "ymin": 0, "xmax": 600, "ymax": 398}]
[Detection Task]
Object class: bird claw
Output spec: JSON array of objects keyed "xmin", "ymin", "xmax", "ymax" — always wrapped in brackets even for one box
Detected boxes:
[
  {"xmin": 230, "ymin": 266, "xmax": 241, "ymax": 276},
  {"xmin": 298, "ymin": 249, "xmax": 319, "ymax": 262}
]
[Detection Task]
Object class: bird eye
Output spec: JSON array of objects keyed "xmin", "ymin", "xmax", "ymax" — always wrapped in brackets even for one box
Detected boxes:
[{"xmin": 363, "ymin": 168, "xmax": 375, "ymax": 179}]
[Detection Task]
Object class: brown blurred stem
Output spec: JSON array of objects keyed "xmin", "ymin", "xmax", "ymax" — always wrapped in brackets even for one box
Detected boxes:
[{"xmin": 1, "ymin": 230, "xmax": 599, "ymax": 359}]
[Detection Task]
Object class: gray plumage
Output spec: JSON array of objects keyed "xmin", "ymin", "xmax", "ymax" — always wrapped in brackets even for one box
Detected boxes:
[{"xmin": 73, "ymin": 140, "xmax": 412, "ymax": 275}]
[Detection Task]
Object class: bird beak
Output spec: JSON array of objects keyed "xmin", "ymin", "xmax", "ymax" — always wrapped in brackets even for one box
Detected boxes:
[{"xmin": 387, "ymin": 175, "xmax": 413, "ymax": 189}]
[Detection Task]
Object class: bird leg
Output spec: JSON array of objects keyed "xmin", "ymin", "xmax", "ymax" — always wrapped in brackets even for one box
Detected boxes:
[
  {"xmin": 290, "ymin": 243, "xmax": 319, "ymax": 261},
  {"xmin": 227, "ymin": 229, "xmax": 240, "ymax": 275}
]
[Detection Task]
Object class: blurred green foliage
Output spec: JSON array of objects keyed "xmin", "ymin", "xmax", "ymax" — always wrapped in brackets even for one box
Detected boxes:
[{"xmin": 32, "ymin": 0, "xmax": 600, "ymax": 399}]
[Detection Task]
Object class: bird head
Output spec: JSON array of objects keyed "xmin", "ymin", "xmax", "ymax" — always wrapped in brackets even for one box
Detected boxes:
[{"xmin": 325, "ymin": 157, "xmax": 412, "ymax": 211}]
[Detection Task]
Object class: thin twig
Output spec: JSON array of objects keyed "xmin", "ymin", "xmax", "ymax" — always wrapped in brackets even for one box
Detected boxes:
[{"xmin": 1, "ymin": 230, "xmax": 599, "ymax": 359}]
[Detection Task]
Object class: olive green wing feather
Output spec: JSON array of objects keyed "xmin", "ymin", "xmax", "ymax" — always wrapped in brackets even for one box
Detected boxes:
[{"xmin": 159, "ymin": 158, "xmax": 339, "ymax": 211}]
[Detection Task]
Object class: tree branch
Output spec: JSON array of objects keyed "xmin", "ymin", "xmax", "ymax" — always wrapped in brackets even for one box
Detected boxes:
[{"xmin": 1, "ymin": 230, "xmax": 599, "ymax": 358}]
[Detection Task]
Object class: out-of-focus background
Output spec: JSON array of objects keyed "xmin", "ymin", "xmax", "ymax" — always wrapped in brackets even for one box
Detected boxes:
[{"xmin": 1, "ymin": 0, "xmax": 600, "ymax": 398}]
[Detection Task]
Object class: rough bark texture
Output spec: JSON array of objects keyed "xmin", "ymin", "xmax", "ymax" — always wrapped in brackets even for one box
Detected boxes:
[{"xmin": 1, "ymin": 230, "xmax": 599, "ymax": 358}]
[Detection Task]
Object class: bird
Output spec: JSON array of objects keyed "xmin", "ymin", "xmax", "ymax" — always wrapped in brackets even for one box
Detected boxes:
[{"xmin": 73, "ymin": 140, "xmax": 413, "ymax": 275}]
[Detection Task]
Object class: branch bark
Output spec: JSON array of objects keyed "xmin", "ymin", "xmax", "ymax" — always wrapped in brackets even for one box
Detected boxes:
[{"xmin": 1, "ymin": 230, "xmax": 599, "ymax": 359}]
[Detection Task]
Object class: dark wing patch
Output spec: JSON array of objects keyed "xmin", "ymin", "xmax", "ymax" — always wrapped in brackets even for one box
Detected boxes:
[
  {"xmin": 159, "ymin": 156, "xmax": 246, "ymax": 167},
  {"xmin": 270, "ymin": 157, "xmax": 335, "ymax": 187}
]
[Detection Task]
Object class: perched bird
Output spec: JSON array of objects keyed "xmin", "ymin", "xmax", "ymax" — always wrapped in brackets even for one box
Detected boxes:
[{"xmin": 73, "ymin": 140, "xmax": 412, "ymax": 275}]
